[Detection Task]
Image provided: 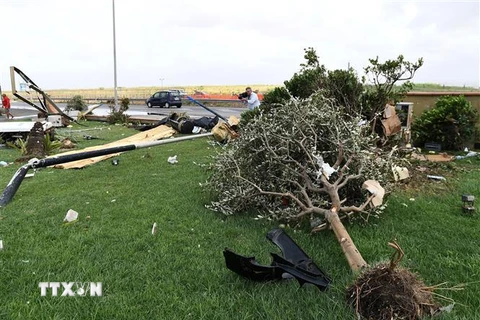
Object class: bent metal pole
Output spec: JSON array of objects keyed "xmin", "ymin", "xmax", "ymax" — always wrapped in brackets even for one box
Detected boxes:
[{"xmin": 0, "ymin": 132, "xmax": 213, "ymax": 207}]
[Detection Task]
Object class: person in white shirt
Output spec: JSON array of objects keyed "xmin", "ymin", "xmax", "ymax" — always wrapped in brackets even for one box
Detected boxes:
[{"xmin": 241, "ymin": 87, "xmax": 260, "ymax": 110}]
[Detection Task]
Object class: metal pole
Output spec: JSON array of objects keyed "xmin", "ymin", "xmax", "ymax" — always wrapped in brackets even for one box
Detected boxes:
[
  {"xmin": 160, "ymin": 78, "xmax": 164, "ymax": 88},
  {"xmin": 112, "ymin": 0, "xmax": 118, "ymax": 110}
]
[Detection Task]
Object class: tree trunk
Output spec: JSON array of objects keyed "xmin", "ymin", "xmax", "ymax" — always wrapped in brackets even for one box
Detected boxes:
[{"xmin": 325, "ymin": 208, "xmax": 367, "ymax": 272}]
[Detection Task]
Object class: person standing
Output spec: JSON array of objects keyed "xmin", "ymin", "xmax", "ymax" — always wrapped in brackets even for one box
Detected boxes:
[
  {"xmin": 241, "ymin": 87, "xmax": 260, "ymax": 110},
  {"xmin": 2, "ymin": 94, "xmax": 13, "ymax": 119}
]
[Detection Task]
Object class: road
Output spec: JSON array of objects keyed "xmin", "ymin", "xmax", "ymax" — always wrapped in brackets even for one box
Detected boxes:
[{"xmin": 1, "ymin": 101, "xmax": 245, "ymax": 122}]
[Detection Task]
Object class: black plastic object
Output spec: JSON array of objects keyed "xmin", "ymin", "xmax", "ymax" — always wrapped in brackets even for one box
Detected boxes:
[
  {"xmin": 223, "ymin": 249, "xmax": 282, "ymax": 281},
  {"xmin": 223, "ymin": 228, "xmax": 331, "ymax": 291}
]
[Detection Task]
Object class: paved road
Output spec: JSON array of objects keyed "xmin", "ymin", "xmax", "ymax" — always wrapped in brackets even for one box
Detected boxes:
[{"xmin": 1, "ymin": 101, "xmax": 245, "ymax": 122}]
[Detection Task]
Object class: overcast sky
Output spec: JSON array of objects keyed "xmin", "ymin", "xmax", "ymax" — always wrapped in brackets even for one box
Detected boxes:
[{"xmin": 0, "ymin": 0, "xmax": 479, "ymax": 90}]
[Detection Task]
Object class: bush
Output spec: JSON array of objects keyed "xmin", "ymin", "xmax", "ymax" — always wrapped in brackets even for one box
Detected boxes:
[
  {"xmin": 326, "ymin": 68, "xmax": 364, "ymax": 115},
  {"xmin": 106, "ymin": 97, "xmax": 130, "ymax": 124},
  {"xmin": 412, "ymin": 95, "xmax": 478, "ymax": 150},
  {"xmin": 65, "ymin": 95, "xmax": 87, "ymax": 112}
]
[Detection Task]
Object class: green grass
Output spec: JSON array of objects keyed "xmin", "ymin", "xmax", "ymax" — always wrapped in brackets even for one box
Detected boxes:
[
  {"xmin": 1, "ymin": 122, "xmax": 480, "ymax": 319},
  {"xmin": 411, "ymin": 83, "xmax": 479, "ymax": 92}
]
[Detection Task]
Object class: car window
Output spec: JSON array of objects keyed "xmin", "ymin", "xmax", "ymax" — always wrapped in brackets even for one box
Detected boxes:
[
  {"xmin": 170, "ymin": 92, "xmax": 180, "ymax": 97},
  {"xmin": 153, "ymin": 92, "xmax": 160, "ymax": 98},
  {"xmin": 160, "ymin": 92, "xmax": 168, "ymax": 98}
]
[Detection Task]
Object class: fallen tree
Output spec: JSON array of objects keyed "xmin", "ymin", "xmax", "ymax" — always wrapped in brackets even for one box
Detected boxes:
[
  {"xmin": 205, "ymin": 93, "xmax": 453, "ymax": 319},
  {"xmin": 206, "ymin": 93, "xmax": 401, "ymax": 271}
]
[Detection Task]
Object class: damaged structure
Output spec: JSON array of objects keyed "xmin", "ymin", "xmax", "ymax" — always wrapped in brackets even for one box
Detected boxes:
[{"xmin": 9, "ymin": 66, "xmax": 73, "ymax": 125}]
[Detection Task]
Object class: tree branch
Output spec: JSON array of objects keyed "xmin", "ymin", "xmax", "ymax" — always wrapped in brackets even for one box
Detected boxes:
[
  {"xmin": 340, "ymin": 193, "xmax": 375, "ymax": 213},
  {"xmin": 235, "ymin": 175, "xmax": 309, "ymax": 212}
]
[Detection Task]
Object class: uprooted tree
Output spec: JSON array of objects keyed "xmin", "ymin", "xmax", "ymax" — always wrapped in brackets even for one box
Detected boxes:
[
  {"xmin": 207, "ymin": 49, "xmax": 449, "ymax": 318},
  {"xmin": 206, "ymin": 92, "xmax": 446, "ymax": 319},
  {"xmin": 206, "ymin": 93, "xmax": 401, "ymax": 271}
]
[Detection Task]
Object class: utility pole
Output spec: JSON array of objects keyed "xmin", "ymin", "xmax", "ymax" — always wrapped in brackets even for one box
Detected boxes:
[
  {"xmin": 160, "ymin": 78, "xmax": 165, "ymax": 88},
  {"xmin": 112, "ymin": 0, "xmax": 118, "ymax": 110}
]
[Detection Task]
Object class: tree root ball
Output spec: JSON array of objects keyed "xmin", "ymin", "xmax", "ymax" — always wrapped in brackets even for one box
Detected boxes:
[{"xmin": 346, "ymin": 263, "xmax": 440, "ymax": 320}]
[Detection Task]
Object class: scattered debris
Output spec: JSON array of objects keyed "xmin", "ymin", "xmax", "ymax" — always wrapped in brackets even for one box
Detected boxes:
[
  {"xmin": 362, "ymin": 180, "xmax": 385, "ymax": 207},
  {"xmin": 10, "ymin": 66, "xmax": 73, "ymax": 124},
  {"xmin": 152, "ymin": 222, "xmax": 158, "ymax": 235},
  {"xmin": 392, "ymin": 166, "xmax": 409, "ymax": 181},
  {"xmin": 49, "ymin": 125, "xmax": 176, "ymax": 169},
  {"xmin": 381, "ymin": 103, "xmax": 402, "ymax": 136},
  {"xmin": 83, "ymin": 135, "xmax": 100, "ymax": 140},
  {"xmin": 167, "ymin": 155, "xmax": 178, "ymax": 164},
  {"xmin": 439, "ymin": 303, "xmax": 455, "ymax": 313},
  {"xmin": 455, "ymin": 151, "xmax": 478, "ymax": 160},
  {"xmin": 61, "ymin": 138, "xmax": 75, "ymax": 149},
  {"xmin": 25, "ymin": 173, "xmax": 35, "ymax": 178},
  {"xmin": 321, "ymin": 162, "xmax": 337, "ymax": 180},
  {"xmin": 223, "ymin": 228, "xmax": 331, "ymax": 291},
  {"xmin": 427, "ymin": 175, "xmax": 447, "ymax": 181},
  {"xmin": 0, "ymin": 161, "xmax": 8, "ymax": 167},
  {"xmin": 111, "ymin": 159, "xmax": 119, "ymax": 166},
  {"xmin": 0, "ymin": 132, "xmax": 213, "ymax": 207},
  {"xmin": 0, "ymin": 240, "xmax": 3, "ymax": 250},
  {"xmin": 64, "ymin": 209, "xmax": 79, "ymax": 222},
  {"xmin": 462, "ymin": 194, "xmax": 475, "ymax": 214}
]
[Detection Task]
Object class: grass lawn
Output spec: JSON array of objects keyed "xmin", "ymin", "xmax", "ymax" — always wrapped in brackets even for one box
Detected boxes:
[{"xmin": 1, "ymin": 122, "xmax": 480, "ymax": 319}]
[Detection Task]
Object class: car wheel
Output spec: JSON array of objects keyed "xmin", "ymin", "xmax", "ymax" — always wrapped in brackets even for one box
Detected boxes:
[
  {"xmin": 165, "ymin": 102, "xmax": 170, "ymax": 108},
  {"xmin": 147, "ymin": 102, "xmax": 152, "ymax": 108},
  {"xmin": 177, "ymin": 104, "xmax": 182, "ymax": 108}
]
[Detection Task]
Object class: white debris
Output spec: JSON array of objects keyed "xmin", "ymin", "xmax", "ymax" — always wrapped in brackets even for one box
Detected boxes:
[
  {"xmin": 362, "ymin": 180, "xmax": 385, "ymax": 207},
  {"xmin": 455, "ymin": 151, "xmax": 478, "ymax": 160},
  {"xmin": 392, "ymin": 166, "xmax": 409, "ymax": 181},
  {"xmin": 427, "ymin": 175, "xmax": 447, "ymax": 181},
  {"xmin": 167, "ymin": 155, "xmax": 178, "ymax": 164},
  {"xmin": 0, "ymin": 161, "xmax": 8, "ymax": 167},
  {"xmin": 440, "ymin": 303, "xmax": 455, "ymax": 313},
  {"xmin": 321, "ymin": 162, "xmax": 337, "ymax": 180},
  {"xmin": 152, "ymin": 222, "xmax": 158, "ymax": 235},
  {"xmin": 0, "ymin": 240, "xmax": 3, "ymax": 250},
  {"xmin": 64, "ymin": 209, "xmax": 79, "ymax": 222}
]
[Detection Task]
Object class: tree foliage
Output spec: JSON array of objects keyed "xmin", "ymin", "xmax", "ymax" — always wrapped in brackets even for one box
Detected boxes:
[
  {"xmin": 412, "ymin": 95, "xmax": 478, "ymax": 150},
  {"xmin": 362, "ymin": 55, "xmax": 423, "ymax": 120},
  {"xmin": 65, "ymin": 95, "xmax": 87, "ymax": 112},
  {"xmin": 250, "ymin": 48, "xmax": 422, "ymax": 135},
  {"xmin": 107, "ymin": 98, "xmax": 130, "ymax": 124},
  {"xmin": 206, "ymin": 93, "xmax": 400, "ymax": 228}
]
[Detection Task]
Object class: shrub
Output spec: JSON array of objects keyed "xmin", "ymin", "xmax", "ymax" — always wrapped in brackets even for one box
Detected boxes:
[
  {"xmin": 65, "ymin": 95, "xmax": 87, "ymax": 112},
  {"xmin": 412, "ymin": 95, "xmax": 478, "ymax": 150},
  {"xmin": 106, "ymin": 97, "xmax": 130, "ymax": 124}
]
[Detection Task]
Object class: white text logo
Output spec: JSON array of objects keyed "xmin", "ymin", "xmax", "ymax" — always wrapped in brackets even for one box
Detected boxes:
[{"xmin": 39, "ymin": 282, "xmax": 102, "ymax": 297}]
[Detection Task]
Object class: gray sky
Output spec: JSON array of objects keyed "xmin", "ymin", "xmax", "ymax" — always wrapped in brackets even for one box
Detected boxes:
[{"xmin": 0, "ymin": 0, "xmax": 479, "ymax": 90}]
